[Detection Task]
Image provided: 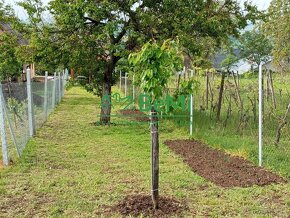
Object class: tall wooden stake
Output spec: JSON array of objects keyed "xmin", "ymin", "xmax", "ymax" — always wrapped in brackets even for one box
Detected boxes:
[{"xmin": 150, "ymin": 107, "xmax": 159, "ymax": 209}]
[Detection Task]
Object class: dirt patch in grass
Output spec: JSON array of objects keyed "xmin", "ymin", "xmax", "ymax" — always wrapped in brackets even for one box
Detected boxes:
[
  {"xmin": 165, "ymin": 139, "xmax": 286, "ymax": 188},
  {"xmin": 113, "ymin": 195, "xmax": 187, "ymax": 217},
  {"xmin": 119, "ymin": 109, "xmax": 149, "ymax": 122},
  {"xmin": 0, "ymin": 161, "xmax": 3, "ymax": 169},
  {"xmin": 0, "ymin": 193, "xmax": 54, "ymax": 217}
]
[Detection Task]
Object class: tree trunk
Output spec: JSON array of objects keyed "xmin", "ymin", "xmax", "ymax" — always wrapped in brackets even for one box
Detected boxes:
[
  {"xmin": 150, "ymin": 107, "xmax": 159, "ymax": 209},
  {"xmin": 100, "ymin": 63, "xmax": 113, "ymax": 125},
  {"xmin": 206, "ymin": 71, "xmax": 209, "ymax": 110},
  {"xmin": 217, "ymin": 71, "xmax": 226, "ymax": 121},
  {"xmin": 70, "ymin": 69, "xmax": 75, "ymax": 80}
]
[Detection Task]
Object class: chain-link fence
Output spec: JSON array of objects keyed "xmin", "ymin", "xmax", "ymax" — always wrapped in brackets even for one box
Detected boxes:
[{"xmin": 0, "ymin": 69, "xmax": 69, "ymax": 166}]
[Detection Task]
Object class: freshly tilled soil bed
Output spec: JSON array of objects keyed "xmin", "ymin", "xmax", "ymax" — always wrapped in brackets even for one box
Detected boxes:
[
  {"xmin": 113, "ymin": 195, "xmax": 187, "ymax": 217},
  {"xmin": 165, "ymin": 139, "xmax": 286, "ymax": 187}
]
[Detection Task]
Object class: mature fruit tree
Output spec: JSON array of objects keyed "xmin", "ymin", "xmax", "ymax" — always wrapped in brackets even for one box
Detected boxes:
[{"xmin": 20, "ymin": 0, "xmax": 259, "ymax": 124}]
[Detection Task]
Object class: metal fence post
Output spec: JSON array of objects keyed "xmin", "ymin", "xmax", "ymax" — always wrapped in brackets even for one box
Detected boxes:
[
  {"xmin": 143, "ymin": 92, "xmax": 146, "ymax": 110},
  {"xmin": 190, "ymin": 69, "xmax": 194, "ymax": 136},
  {"xmin": 52, "ymin": 72, "xmax": 56, "ymax": 109},
  {"xmin": 58, "ymin": 72, "xmax": 61, "ymax": 103},
  {"xmin": 1, "ymin": 90, "xmax": 20, "ymax": 156},
  {"xmin": 125, "ymin": 73, "xmax": 128, "ymax": 97},
  {"xmin": 26, "ymin": 67, "xmax": 35, "ymax": 137},
  {"xmin": 44, "ymin": 71, "xmax": 48, "ymax": 121},
  {"xmin": 62, "ymin": 70, "xmax": 65, "ymax": 97},
  {"xmin": 190, "ymin": 95, "xmax": 193, "ymax": 136},
  {"xmin": 133, "ymin": 75, "xmax": 135, "ymax": 101},
  {"xmin": 0, "ymin": 84, "xmax": 9, "ymax": 165},
  {"xmin": 120, "ymin": 71, "xmax": 122, "ymax": 90},
  {"xmin": 258, "ymin": 64, "xmax": 263, "ymax": 166}
]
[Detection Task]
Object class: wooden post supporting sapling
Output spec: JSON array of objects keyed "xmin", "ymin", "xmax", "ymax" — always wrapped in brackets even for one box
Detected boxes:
[
  {"xmin": 129, "ymin": 40, "xmax": 183, "ymax": 209},
  {"xmin": 150, "ymin": 107, "xmax": 159, "ymax": 209}
]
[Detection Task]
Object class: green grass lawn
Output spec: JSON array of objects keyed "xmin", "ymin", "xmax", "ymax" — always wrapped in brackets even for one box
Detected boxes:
[{"xmin": 0, "ymin": 87, "xmax": 289, "ymax": 217}]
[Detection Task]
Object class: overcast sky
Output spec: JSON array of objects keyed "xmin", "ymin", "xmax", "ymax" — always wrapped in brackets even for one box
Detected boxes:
[{"xmin": 10, "ymin": 0, "xmax": 272, "ymax": 20}]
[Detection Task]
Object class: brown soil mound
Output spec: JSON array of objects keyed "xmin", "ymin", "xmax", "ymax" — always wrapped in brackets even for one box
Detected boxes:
[
  {"xmin": 113, "ymin": 195, "xmax": 187, "ymax": 217},
  {"xmin": 165, "ymin": 139, "xmax": 286, "ymax": 188},
  {"xmin": 120, "ymin": 109, "xmax": 149, "ymax": 122}
]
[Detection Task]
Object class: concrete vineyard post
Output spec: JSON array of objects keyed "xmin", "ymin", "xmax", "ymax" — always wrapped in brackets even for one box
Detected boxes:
[
  {"xmin": 119, "ymin": 71, "xmax": 122, "ymax": 90},
  {"xmin": 52, "ymin": 72, "xmax": 56, "ymax": 109},
  {"xmin": 26, "ymin": 67, "xmax": 35, "ymax": 137},
  {"xmin": 58, "ymin": 72, "xmax": 61, "ymax": 103},
  {"xmin": 1, "ymin": 91, "xmax": 20, "ymax": 157},
  {"xmin": 44, "ymin": 71, "xmax": 48, "ymax": 121},
  {"xmin": 190, "ymin": 69, "xmax": 194, "ymax": 135},
  {"xmin": 133, "ymin": 75, "xmax": 135, "ymax": 101},
  {"xmin": 258, "ymin": 64, "xmax": 263, "ymax": 166},
  {"xmin": 125, "ymin": 73, "xmax": 128, "ymax": 97},
  {"xmin": 62, "ymin": 70, "xmax": 65, "ymax": 97},
  {"xmin": 0, "ymin": 84, "xmax": 9, "ymax": 166}
]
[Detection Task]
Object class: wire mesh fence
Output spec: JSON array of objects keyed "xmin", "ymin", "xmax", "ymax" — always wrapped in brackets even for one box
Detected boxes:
[
  {"xmin": 117, "ymin": 68, "xmax": 289, "ymax": 176},
  {"xmin": 0, "ymin": 69, "xmax": 69, "ymax": 166}
]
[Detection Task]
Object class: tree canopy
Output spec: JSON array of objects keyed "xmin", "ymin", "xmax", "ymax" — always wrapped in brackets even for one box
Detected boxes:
[
  {"xmin": 0, "ymin": 1, "xmax": 23, "ymax": 80},
  {"xmin": 263, "ymin": 0, "xmax": 290, "ymax": 72},
  {"xmin": 238, "ymin": 29, "xmax": 272, "ymax": 66},
  {"xmin": 17, "ymin": 0, "xmax": 261, "ymax": 124}
]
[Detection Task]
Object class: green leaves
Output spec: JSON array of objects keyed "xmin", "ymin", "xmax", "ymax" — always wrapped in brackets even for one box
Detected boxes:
[
  {"xmin": 129, "ymin": 40, "xmax": 182, "ymax": 102},
  {"xmin": 238, "ymin": 30, "xmax": 272, "ymax": 65},
  {"xmin": 221, "ymin": 54, "xmax": 239, "ymax": 70},
  {"xmin": 263, "ymin": 0, "xmax": 290, "ymax": 71},
  {"xmin": 0, "ymin": 32, "xmax": 22, "ymax": 80}
]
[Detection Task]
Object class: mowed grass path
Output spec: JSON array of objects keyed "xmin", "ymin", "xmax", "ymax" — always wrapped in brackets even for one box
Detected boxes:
[{"xmin": 0, "ymin": 87, "xmax": 289, "ymax": 217}]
